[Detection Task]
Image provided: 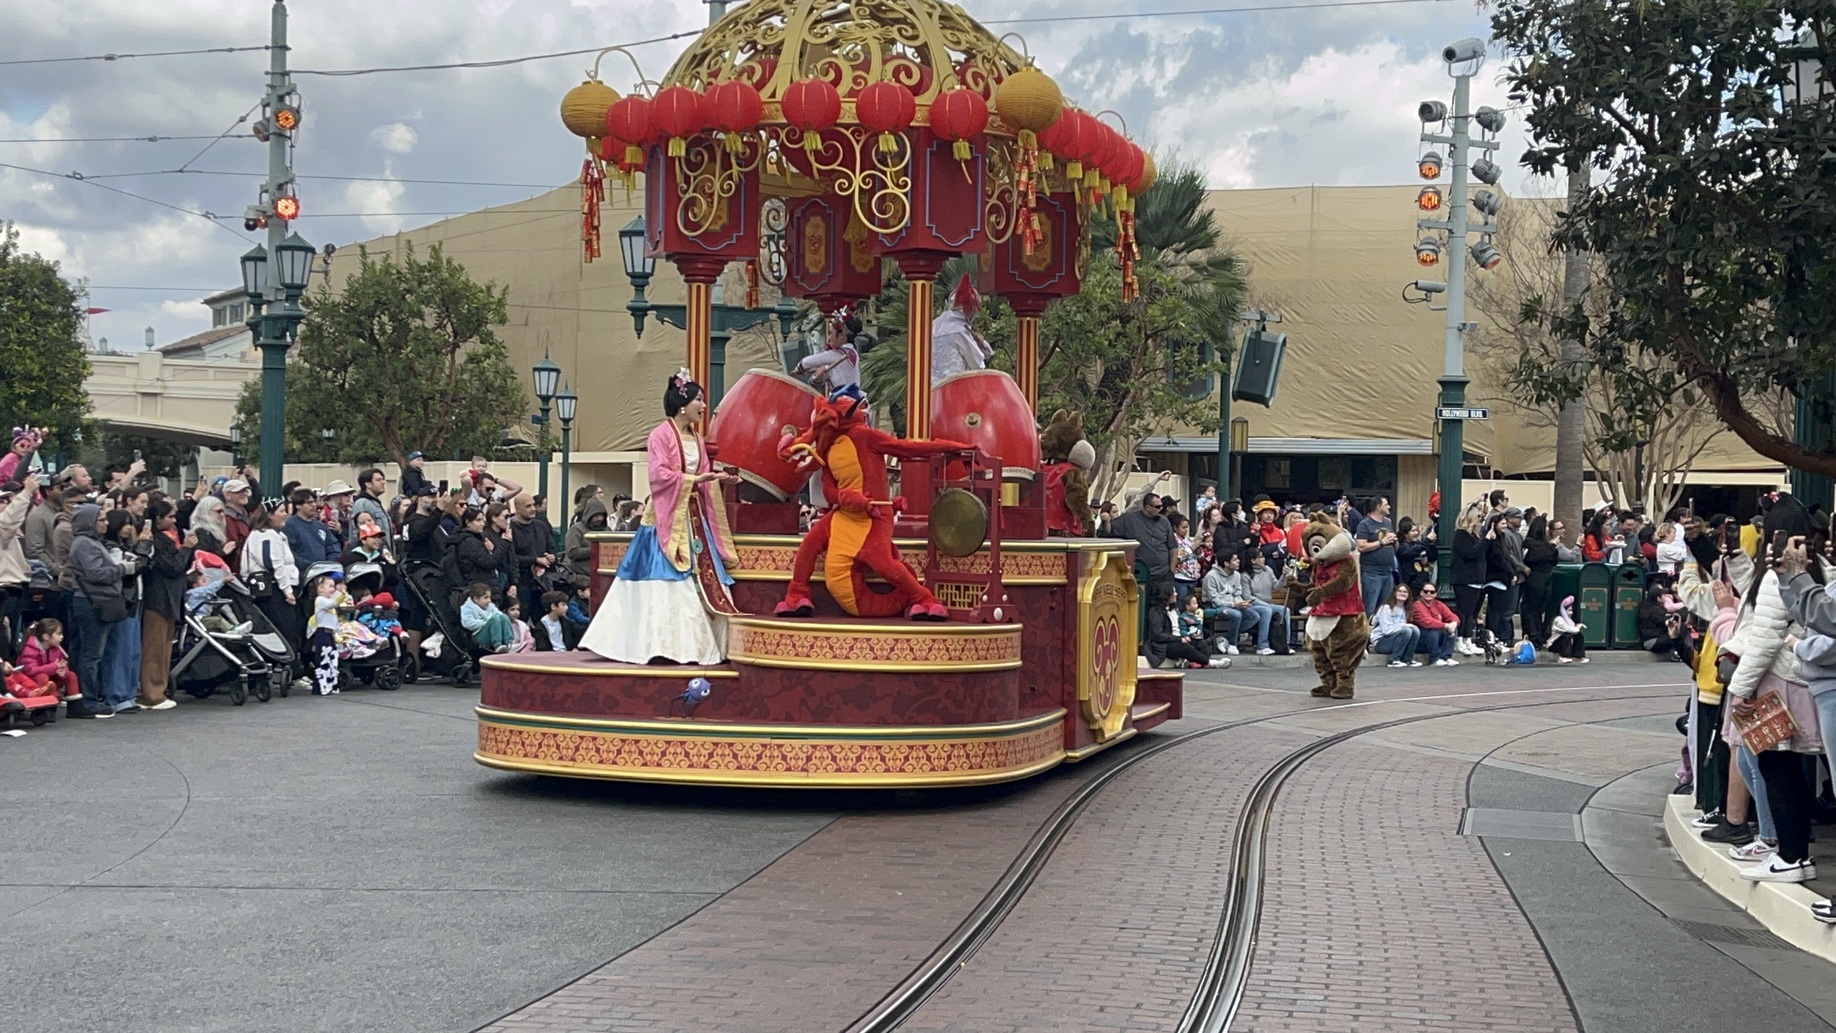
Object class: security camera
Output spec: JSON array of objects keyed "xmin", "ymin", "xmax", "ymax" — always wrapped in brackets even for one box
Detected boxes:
[
  {"xmin": 1418, "ymin": 100, "xmax": 1448, "ymax": 123},
  {"xmin": 1443, "ymin": 38, "xmax": 1485, "ymax": 64},
  {"xmin": 1411, "ymin": 280, "xmax": 1447, "ymax": 294}
]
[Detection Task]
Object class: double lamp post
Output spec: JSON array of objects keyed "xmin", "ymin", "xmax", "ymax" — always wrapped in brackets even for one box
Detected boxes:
[
  {"xmin": 240, "ymin": 232, "xmax": 316, "ymax": 497},
  {"xmin": 529, "ymin": 354, "xmax": 579, "ymax": 525}
]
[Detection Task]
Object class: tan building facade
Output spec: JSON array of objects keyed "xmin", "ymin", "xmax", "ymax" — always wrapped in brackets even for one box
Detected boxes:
[{"xmin": 94, "ymin": 180, "xmax": 1786, "ymax": 521}]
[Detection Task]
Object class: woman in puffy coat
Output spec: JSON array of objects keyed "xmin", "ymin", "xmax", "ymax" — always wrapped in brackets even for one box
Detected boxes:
[{"xmin": 1713, "ymin": 522, "xmax": 1824, "ymax": 884}]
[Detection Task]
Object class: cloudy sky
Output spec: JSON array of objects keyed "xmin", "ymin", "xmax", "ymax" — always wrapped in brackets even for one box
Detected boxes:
[{"xmin": 3, "ymin": 0, "xmax": 1526, "ymax": 353}]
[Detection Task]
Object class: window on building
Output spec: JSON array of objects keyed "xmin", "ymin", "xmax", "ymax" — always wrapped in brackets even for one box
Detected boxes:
[
  {"xmin": 212, "ymin": 307, "xmax": 227, "ymax": 328},
  {"xmin": 229, "ymin": 303, "xmax": 245, "ymax": 323}
]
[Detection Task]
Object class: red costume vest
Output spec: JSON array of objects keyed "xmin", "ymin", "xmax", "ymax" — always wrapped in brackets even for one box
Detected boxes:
[{"xmin": 1311, "ymin": 557, "xmax": 1364, "ymax": 617}]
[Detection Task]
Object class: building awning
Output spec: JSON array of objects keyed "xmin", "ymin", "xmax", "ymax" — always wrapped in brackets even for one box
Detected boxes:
[{"xmin": 1140, "ymin": 436, "xmax": 1436, "ymax": 456}]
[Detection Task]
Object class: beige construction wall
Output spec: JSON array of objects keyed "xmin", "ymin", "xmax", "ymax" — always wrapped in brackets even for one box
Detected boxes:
[{"xmin": 325, "ymin": 180, "xmax": 1781, "ymax": 492}]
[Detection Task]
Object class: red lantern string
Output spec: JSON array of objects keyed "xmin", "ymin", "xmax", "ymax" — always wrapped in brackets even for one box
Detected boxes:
[{"xmin": 580, "ymin": 157, "xmax": 605, "ymax": 263}]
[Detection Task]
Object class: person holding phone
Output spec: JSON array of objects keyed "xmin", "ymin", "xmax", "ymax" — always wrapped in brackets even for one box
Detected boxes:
[{"xmin": 1713, "ymin": 497, "xmax": 1822, "ymax": 884}]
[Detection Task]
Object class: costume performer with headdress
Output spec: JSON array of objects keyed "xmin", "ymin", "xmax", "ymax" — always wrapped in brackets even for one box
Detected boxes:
[
  {"xmin": 795, "ymin": 306, "xmax": 862, "ymax": 394},
  {"xmin": 930, "ymin": 276, "xmax": 993, "ymax": 384},
  {"xmin": 774, "ymin": 384, "xmax": 972, "ymax": 621},
  {"xmin": 580, "ymin": 370, "xmax": 743, "ymax": 664}
]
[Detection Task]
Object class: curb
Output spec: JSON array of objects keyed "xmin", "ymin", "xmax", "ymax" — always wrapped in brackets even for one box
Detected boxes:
[{"xmin": 1662, "ymin": 794, "xmax": 1836, "ymax": 962}]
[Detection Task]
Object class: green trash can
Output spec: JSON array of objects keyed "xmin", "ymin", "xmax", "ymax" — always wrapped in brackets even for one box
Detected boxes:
[
  {"xmin": 1613, "ymin": 564, "xmax": 1649, "ymax": 650},
  {"xmin": 1549, "ymin": 563, "xmax": 1583, "ymax": 634},
  {"xmin": 1577, "ymin": 563, "xmax": 1613, "ymax": 649}
]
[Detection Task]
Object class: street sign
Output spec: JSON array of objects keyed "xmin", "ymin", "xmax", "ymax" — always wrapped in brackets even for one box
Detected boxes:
[{"xmin": 1435, "ymin": 406, "xmax": 1490, "ymax": 420}]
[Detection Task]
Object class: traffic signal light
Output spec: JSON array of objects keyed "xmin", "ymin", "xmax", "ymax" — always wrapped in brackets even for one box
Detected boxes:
[{"xmin": 273, "ymin": 195, "xmax": 301, "ymax": 221}]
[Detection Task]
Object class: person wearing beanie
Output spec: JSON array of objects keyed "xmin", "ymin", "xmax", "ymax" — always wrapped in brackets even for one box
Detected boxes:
[{"xmin": 1546, "ymin": 595, "xmax": 1588, "ymax": 663}]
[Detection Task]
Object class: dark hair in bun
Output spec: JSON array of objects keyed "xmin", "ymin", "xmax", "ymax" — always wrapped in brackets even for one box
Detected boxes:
[{"xmin": 664, "ymin": 371, "xmax": 704, "ymax": 417}]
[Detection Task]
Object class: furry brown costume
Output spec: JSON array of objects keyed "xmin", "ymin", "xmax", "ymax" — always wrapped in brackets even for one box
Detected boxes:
[
  {"xmin": 1039, "ymin": 409, "xmax": 1096, "ymax": 536},
  {"xmin": 1289, "ymin": 514, "xmax": 1369, "ymax": 699}
]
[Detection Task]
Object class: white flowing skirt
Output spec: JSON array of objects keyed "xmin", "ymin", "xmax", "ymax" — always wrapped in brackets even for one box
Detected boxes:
[{"xmin": 578, "ymin": 576, "xmax": 727, "ymax": 665}]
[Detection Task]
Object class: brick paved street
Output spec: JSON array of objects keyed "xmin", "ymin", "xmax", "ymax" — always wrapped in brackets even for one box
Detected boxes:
[{"xmin": 10, "ymin": 665, "xmax": 1835, "ymax": 1033}]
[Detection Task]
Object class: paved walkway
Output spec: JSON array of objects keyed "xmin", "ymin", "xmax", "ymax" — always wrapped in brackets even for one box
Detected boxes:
[{"xmin": 9, "ymin": 662, "xmax": 1836, "ymax": 1033}]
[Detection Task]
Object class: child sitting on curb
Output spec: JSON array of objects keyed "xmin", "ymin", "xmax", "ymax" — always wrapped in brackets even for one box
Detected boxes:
[{"xmin": 459, "ymin": 582, "xmax": 516, "ymax": 653}]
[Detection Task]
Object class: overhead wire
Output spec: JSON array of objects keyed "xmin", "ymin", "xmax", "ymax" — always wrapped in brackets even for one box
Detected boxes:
[
  {"xmin": 0, "ymin": 160, "xmax": 253, "ymax": 241},
  {"xmin": 290, "ymin": 0, "xmax": 1453, "ymax": 77},
  {"xmin": 0, "ymin": 45, "xmax": 271, "ymax": 67},
  {"xmin": 173, "ymin": 101, "xmax": 262, "ymax": 173},
  {"xmin": 0, "ymin": 134, "xmax": 238, "ymax": 144}
]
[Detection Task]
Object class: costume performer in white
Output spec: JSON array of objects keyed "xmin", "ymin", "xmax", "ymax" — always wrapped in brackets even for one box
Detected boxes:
[{"xmin": 930, "ymin": 276, "xmax": 993, "ymax": 384}]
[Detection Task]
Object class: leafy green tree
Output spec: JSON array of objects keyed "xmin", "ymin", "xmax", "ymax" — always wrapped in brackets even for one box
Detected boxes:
[
  {"xmin": 1492, "ymin": 2, "xmax": 1836, "ymax": 478},
  {"xmin": 236, "ymin": 243, "xmax": 525, "ymax": 469},
  {"xmin": 83, "ymin": 432, "xmax": 196, "ymax": 482},
  {"xmin": 0, "ymin": 221, "xmax": 90, "ymax": 455}
]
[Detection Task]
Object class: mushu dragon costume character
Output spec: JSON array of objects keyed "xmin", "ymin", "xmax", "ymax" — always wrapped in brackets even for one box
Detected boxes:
[
  {"xmin": 775, "ymin": 385, "xmax": 971, "ymax": 620},
  {"xmin": 1289, "ymin": 514, "xmax": 1369, "ymax": 699}
]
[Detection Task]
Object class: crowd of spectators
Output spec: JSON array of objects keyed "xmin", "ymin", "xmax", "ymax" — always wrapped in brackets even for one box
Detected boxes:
[{"xmin": 0, "ymin": 427, "xmax": 619, "ymax": 718}]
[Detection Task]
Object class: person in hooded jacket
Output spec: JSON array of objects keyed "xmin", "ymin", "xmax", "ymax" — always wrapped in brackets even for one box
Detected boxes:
[
  {"xmin": 64, "ymin": 503, "xmax": 126, "ymax": 718},
  {"xmin": 140, "ymin": 498, "xmax": 196, "ymax": 709},
  {"xmin": 100, "ymin": 509, "xmax": 150, "ymax": 712},
  {"xmin": 565, "ymin": 496, "xmax": 609, "ymax": 586}
]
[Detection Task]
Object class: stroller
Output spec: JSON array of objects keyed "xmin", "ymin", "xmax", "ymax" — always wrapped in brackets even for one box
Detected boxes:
[
  {"xmin": 172, "ymin": 581, "xmax": 284, "ymax": 705},
  {"xmin": 400, "ymin": 559, "xmax": 488, "ymax": 687},
  {"xmin": 341, "ymin": 562, "xmax": 407, "ymax": 690}
]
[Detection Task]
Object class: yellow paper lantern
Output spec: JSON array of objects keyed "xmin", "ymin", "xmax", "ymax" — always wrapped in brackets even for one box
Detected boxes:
[
  {"xmin": 560, "ymin": 79, "xmax": 621, "ymax": 139},
  {"xmin": 994, "ymin": 66, "xmax": 1064, "ymax": 135},
  {"xmin": 1137, "ymin": 152, "xmax": 1158, "ymax": 193}
]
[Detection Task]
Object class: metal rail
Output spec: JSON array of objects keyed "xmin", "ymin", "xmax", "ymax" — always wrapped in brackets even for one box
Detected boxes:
[{"xmin": 848, "ymin": 686, "xmax": 1676, "ymax": 1033}]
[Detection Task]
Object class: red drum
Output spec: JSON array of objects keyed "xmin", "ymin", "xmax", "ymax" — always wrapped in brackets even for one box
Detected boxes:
[
  {"xmin": 709, "ymin": 369, "xmax": 825, "ymax": 502},
  {"xmin": 931, "ymin": 370, "xmax": 1041, "ymax": 480}
]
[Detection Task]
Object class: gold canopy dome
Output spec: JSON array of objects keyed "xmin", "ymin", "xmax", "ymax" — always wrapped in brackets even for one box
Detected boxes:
[{"xmin": 662, "ymin": 0, "xmax": 1033, "ymax": 118}]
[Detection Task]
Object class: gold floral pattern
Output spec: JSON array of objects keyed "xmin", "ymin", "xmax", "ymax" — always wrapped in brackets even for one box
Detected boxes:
[
  {"xmin": 728, "ymin": 618, "xmax": 1022, "ymax": 669},
  {"xmin": 476, "ymin": 718, "xmax": 1064, "ymax": 786}
]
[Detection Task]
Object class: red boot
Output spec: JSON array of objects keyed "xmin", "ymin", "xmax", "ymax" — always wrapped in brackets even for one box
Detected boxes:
[{"xmin": 774, "ymin": 594, "xmax": 815, "ymax": 618}]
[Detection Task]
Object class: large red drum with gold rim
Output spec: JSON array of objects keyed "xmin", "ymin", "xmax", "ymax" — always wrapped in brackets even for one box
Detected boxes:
[
  {"xmin": 709, "ymin": 368, "xmax": 825, "ymax": 502},
  {"xmin": 931, "ymin": 369, "xmax": 1041, "ymax": 480}
]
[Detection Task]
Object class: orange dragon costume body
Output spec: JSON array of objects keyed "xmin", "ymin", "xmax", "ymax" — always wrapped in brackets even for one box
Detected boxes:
[{"xmin": 774, "ymin": 386, "xmax": 970, "ymax": 620}]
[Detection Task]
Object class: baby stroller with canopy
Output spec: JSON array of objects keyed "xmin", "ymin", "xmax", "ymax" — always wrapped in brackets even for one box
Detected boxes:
[
  {"xmin": 400, "ymin": 558, "xmax": 487, "ymax": 687},
  {"xmin": 172, "ymin": 580, "xmax": 283, "ymax": 705},
  {"xmin": 341, "ymin": 561, "xmax": 406, "ymax": 690}
]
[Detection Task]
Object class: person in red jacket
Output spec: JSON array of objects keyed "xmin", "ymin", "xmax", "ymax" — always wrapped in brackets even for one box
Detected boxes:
[
  {"xmin": 1407, "ymin": 583, "xmax": 1460, "ymax": 666},
  {"xmin": 17, "ymin": 617, "xmax": 80, "ymax": 701}
]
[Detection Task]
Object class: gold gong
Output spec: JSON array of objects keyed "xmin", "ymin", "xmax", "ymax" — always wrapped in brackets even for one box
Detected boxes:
[{"xmin": 929, "ymin": 488, "xmax": 988, "ymax": 558}]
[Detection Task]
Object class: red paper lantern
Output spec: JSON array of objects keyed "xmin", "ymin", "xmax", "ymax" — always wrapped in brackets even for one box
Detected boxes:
[
  {"xmin": 708, "ymin": 79, "xmax": 763, "ymax": 152},
  {"xmin": 930, "ymin": 88, "xmax": 989, "ymax": 161},
  {"xmin": 652, "ymin": 85, "xmax": 709, "ymax": 157},
  {"xmin": 603, "ymin": 95, "xmax": 656, "ymax": 167},
  {"xmin": 1073, "ymin": 113, "xmax": 1107, "ymax": 176},
  {"xmin": 1044, "ymin": 108, "xmax": 1089, "ymax": 179},
  {"xmin": 856, "ymin": 80, "xmax": 917, "ymax": 153},
  {"xmin": 782, "ymin": 77, "xmax": 843, "ymax": 150}
]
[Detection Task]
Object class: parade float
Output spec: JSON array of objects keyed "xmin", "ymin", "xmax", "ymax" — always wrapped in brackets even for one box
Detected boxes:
[{"xmin": 475, "ymin": 0, "xmax": 1182, "ymax": 787}]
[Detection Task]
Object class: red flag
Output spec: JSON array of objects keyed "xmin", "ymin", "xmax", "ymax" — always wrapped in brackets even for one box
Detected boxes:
[{"xmin": 86, "ymin": 307, "xmax": 110, "ymax": 315}]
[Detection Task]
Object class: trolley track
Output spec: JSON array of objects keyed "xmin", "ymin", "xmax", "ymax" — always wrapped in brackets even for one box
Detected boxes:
[{"xmin": 847, "ymin": 681, "xmax": 1681, "ymax": 1033}]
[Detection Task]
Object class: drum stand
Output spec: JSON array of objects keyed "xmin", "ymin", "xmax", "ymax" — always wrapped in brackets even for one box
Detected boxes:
[{"xmin": 923, "ymin": 448, "xmax": 1013, "ymax": 624}]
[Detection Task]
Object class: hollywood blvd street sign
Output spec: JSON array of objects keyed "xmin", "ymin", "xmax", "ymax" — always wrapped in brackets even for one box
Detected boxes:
[{"xmin": 1435, "ymin": 406, "xmax": 1490, "ymax": 420}]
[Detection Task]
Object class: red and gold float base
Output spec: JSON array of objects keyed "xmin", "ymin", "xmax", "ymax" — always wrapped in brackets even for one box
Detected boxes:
[{"xmin": 476, "ymin": 535, "xmax": 1184, "ymax": 788}]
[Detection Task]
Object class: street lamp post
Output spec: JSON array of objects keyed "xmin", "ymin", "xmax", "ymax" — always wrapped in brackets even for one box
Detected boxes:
[
  {"xmin": 228, "ymin": 424, "xmax": 243, "ymax": 468},
  {"xmin": 556, "ymin": 383, "xmax": 578, "ymax": 544},
  {"xmin": 1783, "ymin": 29, "xmax": 1835, "ymax": 513},
  {"xmin": 531, "ymin": 353, "xmax": 561, "ymax": 503},
  {"xmin": 1411, "ymin": 38, "xmax": 1505, "ymax": 589},
  {"xmin": 247, "ymin": 231, "xmax": 315, "ymax": 497},
  {"xmin": 618, "ymin": 215, "xmax": 799, "ymax": 408},
  {"xmin": 1230, "ymin": 416, "xmax": 1249, "ymax": 506}
]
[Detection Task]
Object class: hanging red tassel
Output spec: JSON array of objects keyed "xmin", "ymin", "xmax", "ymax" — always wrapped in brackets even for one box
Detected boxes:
[
  {"xmin": 1117, "ymin": 206, "xmax": 1137, "ymax": 301},
  {"xmin": 580, "ymin": 157, "xmax": 605, "ymax": 263},
  {"xmin": 745, "ymin": 260, "xmax": 761, "ymax": 310}
]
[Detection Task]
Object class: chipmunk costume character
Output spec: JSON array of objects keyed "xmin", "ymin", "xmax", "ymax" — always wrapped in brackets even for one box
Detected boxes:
[
  {"xmin": 774, "ymin": 385, "xmax": 971, "ymax": 620},
  {"xmin": 1039, "ymin": 409, "xmax": 1096, "ymax": 537},
  {"xmin": 1292, "ymin": 514, "xmax": 1368, "ymax": 699}
]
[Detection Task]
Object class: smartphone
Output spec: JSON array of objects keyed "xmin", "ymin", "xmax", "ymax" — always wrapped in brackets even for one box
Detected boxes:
[
  {"xmin": 438, "ymin": 479, "xmax": 449, "ymax": 494},
  {"xmin": 133, "ymin": 449, "xmax": 142, "ymax": 461},
  {"xmin": 1772, "ymin": 530, "xmax": 1789, "ymax": 564}
]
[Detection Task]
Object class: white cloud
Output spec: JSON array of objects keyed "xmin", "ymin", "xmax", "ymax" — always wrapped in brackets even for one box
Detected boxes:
[
  {"xmin": 10, "ymin": 0, "xmax": 1512, "ymax": 353},
  {"xmin": 369, "ymin": 122, "xmax": 418, "ymax": 154}
]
